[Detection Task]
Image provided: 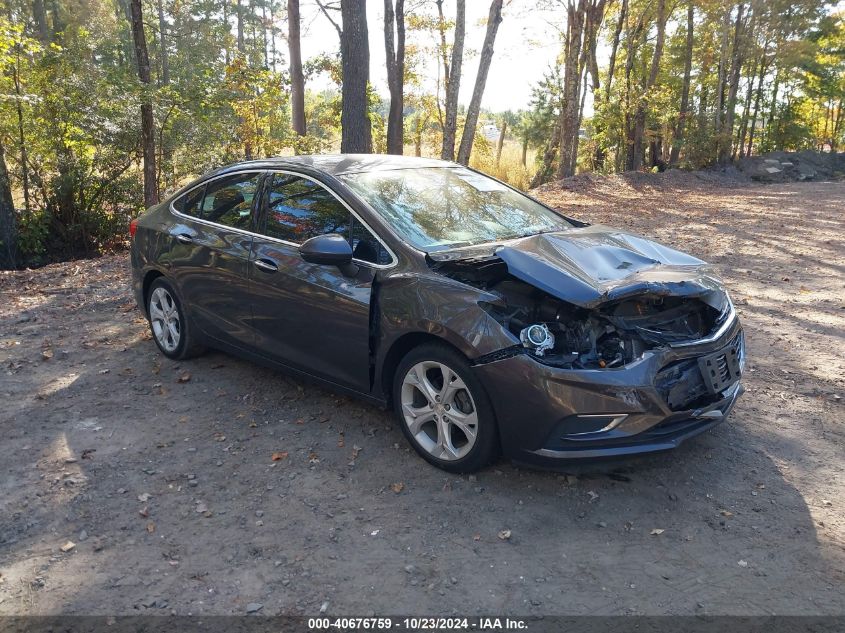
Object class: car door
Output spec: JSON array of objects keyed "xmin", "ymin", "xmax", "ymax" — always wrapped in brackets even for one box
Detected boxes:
[
  {"xmin": 247, "ymin": 171, "xmax": 394, "ymax": 392},
  {"xmin": 167, "ymin": 170, "xmax": 264, "ymax": 349}
]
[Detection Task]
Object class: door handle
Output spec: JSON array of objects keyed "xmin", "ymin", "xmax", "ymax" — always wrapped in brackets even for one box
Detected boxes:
[
  {"xmin": 254, "ymin": 258, "xmax": 279, "ymax": 273},
  {"xmin": 175, "ymin": 233, "xmax": 193, "ymax": 244}
]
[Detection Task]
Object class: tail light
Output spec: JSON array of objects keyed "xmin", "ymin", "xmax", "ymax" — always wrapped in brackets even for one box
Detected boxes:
[{"xmin": 129, "ymin": 218, "xmax": 139, "ymax": 238}]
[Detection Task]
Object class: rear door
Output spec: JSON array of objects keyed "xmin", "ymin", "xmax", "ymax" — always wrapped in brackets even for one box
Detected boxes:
[
  {"xmin": 167, "ymin": 170, "xmax": 265, "ymax": 349},
  {"xmin": 247, "ymin": 171, "xmax": 394, "ymax": 391}
]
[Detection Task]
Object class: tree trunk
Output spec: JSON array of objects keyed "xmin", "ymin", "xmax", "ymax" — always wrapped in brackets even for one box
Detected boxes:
[
  {"xmin": 440, "ymin": 0, "xmax": 465, "ymax": 160},
  {"xmin": 766, "ymin": 69, "xmax": 780, "ymax": 134},
  {"xmin": 288, "ymin": 0, "xmax": 306, "ymax": 136},
  {"xmin": 223, "ymin": 0, "xmax": 230, "ymax": 65},
  {"xmin": 261, "ymin": 3, "xmax": 269, "ymax": 67},
  {"xmin": 571, "ymin": 69, "xmax": 590, "ymax": 175},
  {"xmin": 456, "ymin": 0, "xmax": 503, "ymax": 165},
  {"xmin": 521, "ymin": 136, "xmax": 528, "ymax": 167},
  {"xmin": 33, "ymin": 0, "xmax": 49, "ymax": 41},
  {"xmin": 714, "ymin": 8, "xmax": 731, "ymax": 126},
  {"xmin": 0, "ymin": 139, "xmax": 17, "ymax": 270},
  {"xmin": 495, "ymin": 119, "xmax": 507, "ymax": 166},
  {"xmin": 384, "ymin": 0, "xmax": 406, "ymax": 155},
  {"xmin": 719, "ymin": 3, "xmax": 745, "ymax": 164},
  {"xmin": 270, "ymin": 0, "xmax": 277, "ymax": 70},
  {"xmin": 157, "ymin": 0, "xmax": 169, "ymax": 84},
  {"xmin": 669, "ymin": 3, "xmax": 694, "ymax": 167},
  {"xmin": 340, "ymin": 0, "xmax": 372, "ymax": 153},
  {"xmin": 594, "ymin": 0, "xmax": 625, "ymax": 169},
  {"xmin": 627, "ymin": 0, "xmax": 665, "ymax": 172},
  {"xmin": 129, "ymin": 0, "xmax": 159, "ymax": 207},
  {"xmin": 11, "ymin": 58, "xmax": 30, "ymax": 214},
  {"xmin": 735, "ymin": 56, "xmax": 757, "ymax": 160},
  {"xmin": 236, "ymin": 0, "xmax": 245, "ymax": 53},
  {"xmin": 557, "ymin": 0, "xmax": 587, "ymax": 178}
]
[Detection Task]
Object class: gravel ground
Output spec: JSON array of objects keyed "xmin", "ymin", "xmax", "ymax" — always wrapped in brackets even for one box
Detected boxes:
[{"xmin": 0, "ymin": 179, "xmax": 843, "ymax": 616}]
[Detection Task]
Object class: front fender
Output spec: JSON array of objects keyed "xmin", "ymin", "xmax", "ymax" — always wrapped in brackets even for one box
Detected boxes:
[{"xmin": 378, "ymin": 272, "xmax": 518, "ymax": 360}]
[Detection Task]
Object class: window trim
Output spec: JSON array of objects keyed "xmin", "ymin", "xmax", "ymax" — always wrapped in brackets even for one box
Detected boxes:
[{"xmin": 170, "ymin": 168, "xmax": 397, "ymax": 269}]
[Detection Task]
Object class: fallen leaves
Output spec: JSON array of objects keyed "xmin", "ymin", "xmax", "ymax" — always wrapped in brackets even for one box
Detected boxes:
[
  {"xmin": 720, "ymin": 509, "xmax": 734, "ymax": 517},
  {"xmin": 389, "ymin": 482, "xmax": 404, "ymax": 494},
  {"xmin": 146, "ymin": 522, "xmax": 156, "ymax": 533},
  {"xmin": 271, "ymin": 451, "xmax": 289, "ymax": 461},
  {"xmin": 497, "ymin": 529, "xmax": 512, "ymax": 540},
  {"xmin": 176, "ymin": 372, "xmax": 192, "ymax": 383}
]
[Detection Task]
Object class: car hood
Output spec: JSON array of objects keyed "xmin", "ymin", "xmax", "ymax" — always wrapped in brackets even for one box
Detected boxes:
[{"xmin": 431, "ymin": 225, "xmax": 723, "ymax": 308}]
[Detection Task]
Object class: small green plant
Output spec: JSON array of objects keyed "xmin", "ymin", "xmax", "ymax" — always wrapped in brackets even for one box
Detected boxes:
[{"xmin": 16, "ymin": 210, "xmax": 51, "ymax": 261}]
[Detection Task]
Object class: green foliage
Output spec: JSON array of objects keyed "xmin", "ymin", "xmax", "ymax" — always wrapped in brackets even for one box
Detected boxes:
[{"xmin": 16, "ymin": 210, "xmax": 50, "ymax": 260}]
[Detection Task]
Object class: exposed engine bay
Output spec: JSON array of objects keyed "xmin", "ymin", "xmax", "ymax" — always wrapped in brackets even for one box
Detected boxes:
[{"xmin": 432, "ymin": 257, "xmax": 730, "ymax": 369}]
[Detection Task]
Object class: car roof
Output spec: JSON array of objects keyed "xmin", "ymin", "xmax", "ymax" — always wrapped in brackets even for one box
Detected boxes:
[{"xmin": 213, "ymin": 154, "xmax": 456, "ymax": 177}]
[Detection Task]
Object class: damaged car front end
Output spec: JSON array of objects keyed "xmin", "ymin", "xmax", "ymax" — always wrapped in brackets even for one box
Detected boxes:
[
  {"xmin": 133, "ymin": 155, "xmax": 744, "ymax": 472},
  {"xmin": 428, "ymin": 226, "xmax": 745, "ymax": 465}
]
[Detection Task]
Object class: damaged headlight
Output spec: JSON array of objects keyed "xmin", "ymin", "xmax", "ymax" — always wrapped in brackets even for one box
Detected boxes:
[{"xmin": 520, "ymin": 324, "xmax": 555, "ymax": 356}]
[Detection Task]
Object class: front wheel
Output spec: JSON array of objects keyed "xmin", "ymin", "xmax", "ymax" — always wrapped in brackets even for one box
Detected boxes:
[{"xmin": 393, "ymin": 343, "xmax": 499, "ymax": 473}]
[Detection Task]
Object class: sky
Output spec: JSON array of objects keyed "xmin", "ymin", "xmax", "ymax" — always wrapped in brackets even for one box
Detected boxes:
[{"xmin": 296, "ymin": 0, "xmax": 564, "ymax": 113}]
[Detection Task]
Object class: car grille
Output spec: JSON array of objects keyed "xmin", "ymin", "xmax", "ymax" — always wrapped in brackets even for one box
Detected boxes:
[{"xmin": 656, "ymin": 332, "xmax": 743, "ymax": 411}]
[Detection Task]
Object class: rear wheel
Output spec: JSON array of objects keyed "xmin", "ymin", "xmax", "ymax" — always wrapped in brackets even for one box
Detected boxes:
[
  {"xmin": 146, "ymin": 278, "xmax": 204, "ymax": 360},
  {"xmin": 393, "ymin": 343, "xmax": 499, "ymax": 473}
]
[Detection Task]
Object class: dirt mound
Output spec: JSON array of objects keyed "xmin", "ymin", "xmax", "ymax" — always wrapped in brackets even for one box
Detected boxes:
[
  {"xmin": 532, "ymin": 151, "xmax": 845, "ymax": 196},
  {"xmin": 735, "ymin": 150, "xmax": 845, "ymax": 182},
  {"xmin": 532, "ymin": 164, "xmax": 748, "ymax": 198}
]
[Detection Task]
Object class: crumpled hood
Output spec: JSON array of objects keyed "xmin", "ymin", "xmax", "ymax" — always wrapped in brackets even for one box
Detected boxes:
[{"xmin": 493, "ymin": 225, "xmax": 723, "ymax": 308}]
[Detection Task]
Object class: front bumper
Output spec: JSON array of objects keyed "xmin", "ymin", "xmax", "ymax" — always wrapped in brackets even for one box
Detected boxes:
[{"xmin": 472, "ymin": 316, "xmax": 745, "ymax": 466}]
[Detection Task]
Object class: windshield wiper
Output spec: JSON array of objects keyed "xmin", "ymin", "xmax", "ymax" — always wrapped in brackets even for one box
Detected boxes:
[{"xmin": 515, "ymin": 227, "xmax": 566, "ymax": 239}]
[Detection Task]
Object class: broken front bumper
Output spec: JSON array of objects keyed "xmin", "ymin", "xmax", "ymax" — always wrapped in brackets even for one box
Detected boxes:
[{"xmin": 472, "ymin": 315, "xmax": 745, "ymax": 466}]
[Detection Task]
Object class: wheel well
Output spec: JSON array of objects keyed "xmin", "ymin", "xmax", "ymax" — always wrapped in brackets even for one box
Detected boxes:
[
  {"xmin": 380, "ymin": 332, "xmax": 466, "ymax": 406},
  {"xmin": 142, "ymin": 270, "xmax": 164, "ymax": 312}
]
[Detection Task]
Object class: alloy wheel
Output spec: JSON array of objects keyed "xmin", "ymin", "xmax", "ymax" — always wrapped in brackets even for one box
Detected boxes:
[
  {"xmin": 149, "ymin": 287, "xmax": 181, "ymax": 353},
  {"xmin": 400, "ymin": 360, "xmax": 479, "ymax": 461}
]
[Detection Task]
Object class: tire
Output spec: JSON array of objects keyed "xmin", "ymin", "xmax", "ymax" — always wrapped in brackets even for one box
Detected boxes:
[
  {"xmin": 146, "ymin": 277, "xmax": 205, "ymax": 360},
  {"xmin": 393, "ymin": 342, "xmax": 500, "ymax": 473}
]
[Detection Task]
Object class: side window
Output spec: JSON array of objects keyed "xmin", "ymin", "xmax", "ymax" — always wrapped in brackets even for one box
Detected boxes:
[
  {"xmin": 173, "ymin": 185, "xmax": 204, "ymax": 217},
  {"xmin": 350, "ymin": 217, "xmax": 391, "ymax": 265},
  {"xmin": 201, "ymin": 172, "xmax": 261, "ymax": 230},
  {"xmin": 263, "ymin": 174, "xmax": 350, "ymax": 243}
]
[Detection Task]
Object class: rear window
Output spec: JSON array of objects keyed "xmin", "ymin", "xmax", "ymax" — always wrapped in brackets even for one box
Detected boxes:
[{"xmin": 173, "ymin": 186, "xmax": 204, "ymax": 217}]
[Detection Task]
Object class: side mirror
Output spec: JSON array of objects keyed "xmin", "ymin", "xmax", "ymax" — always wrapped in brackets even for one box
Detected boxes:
[{"xmin": 299, "ymin": 233, "xmax": 353, "ymax": 267}]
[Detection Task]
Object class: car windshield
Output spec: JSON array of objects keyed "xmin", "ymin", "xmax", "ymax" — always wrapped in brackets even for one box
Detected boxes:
[{"xmin": 338, "ymin": 167, "xmax": 573, "ymax": 252}]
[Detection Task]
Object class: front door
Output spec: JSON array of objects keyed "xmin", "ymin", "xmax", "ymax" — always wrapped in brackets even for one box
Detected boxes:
[{"xmin": 247, "ymin": 172, "xmax": 390, "ymax": 392}]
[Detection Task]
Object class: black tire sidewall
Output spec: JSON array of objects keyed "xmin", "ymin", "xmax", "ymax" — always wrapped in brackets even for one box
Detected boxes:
[
  {"xmin": 393, "ymin": 343, "xmax": 499, "ymax": 473},
  {"xmin": 146, "ymin": 278, "xmax": 189, "ymax": 360}
]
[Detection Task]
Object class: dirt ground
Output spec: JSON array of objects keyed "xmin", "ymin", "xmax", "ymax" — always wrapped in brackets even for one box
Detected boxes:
[{"xmin": 0, "ymin": 178, "xmax": 843, "ymax": 617}]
